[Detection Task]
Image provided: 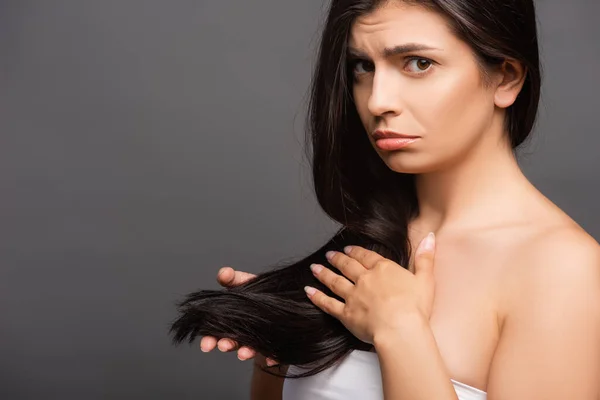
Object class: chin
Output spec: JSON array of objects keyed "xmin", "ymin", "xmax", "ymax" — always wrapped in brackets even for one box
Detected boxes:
[{"xmin": 379, "ymin": 151, "xmax": 434, "ymax": 175}]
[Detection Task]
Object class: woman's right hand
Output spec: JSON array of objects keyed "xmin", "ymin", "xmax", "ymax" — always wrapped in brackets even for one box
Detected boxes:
[{"xmin": 200, "ymin": 266, "xmax": 279, "ymax": 366}]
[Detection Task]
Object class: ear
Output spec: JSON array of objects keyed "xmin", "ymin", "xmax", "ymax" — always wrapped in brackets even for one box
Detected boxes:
[{"xmin": 494, "ymin": 59, "xmax": 527, "ymax": 109}]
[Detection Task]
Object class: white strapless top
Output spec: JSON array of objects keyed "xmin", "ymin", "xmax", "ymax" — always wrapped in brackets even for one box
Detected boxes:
[{"xmin": 283, "ymin": 349, "xmax": 487, "ymax": 400}]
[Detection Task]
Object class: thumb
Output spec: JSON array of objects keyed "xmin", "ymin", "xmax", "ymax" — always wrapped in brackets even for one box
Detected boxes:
[
  {"xmin": 414, "ymin": 232, "xmax": 436, "ymax": 278},
  {"xmin": 217, "ymin": 267, "xmax": 257, "ymax": 287}
]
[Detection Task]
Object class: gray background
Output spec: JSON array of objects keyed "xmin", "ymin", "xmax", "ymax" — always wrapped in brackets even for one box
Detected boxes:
[{"xmin": 0, "ymin": 1, "xmax": 598, "ymax": 399}]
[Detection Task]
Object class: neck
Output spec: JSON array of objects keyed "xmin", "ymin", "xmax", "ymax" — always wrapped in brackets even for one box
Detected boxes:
[{"xmin": 413, "ymin": 125, "xmax": 536, "ymax": 234}]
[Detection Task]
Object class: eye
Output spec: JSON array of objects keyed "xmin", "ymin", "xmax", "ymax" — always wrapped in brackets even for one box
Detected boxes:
[
  {"xmin": 405, "ymin": 57, "xmax": 433, "ymax": 74},
  {"xmin": 350, "ymin": 58, "xmax": 375, "ymax": 76}
]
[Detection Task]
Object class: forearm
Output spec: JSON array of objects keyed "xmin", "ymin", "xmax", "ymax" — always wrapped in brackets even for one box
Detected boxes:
[{"xmin": 373, "ymin": 314, "xmax": 459, "ymax": 400}]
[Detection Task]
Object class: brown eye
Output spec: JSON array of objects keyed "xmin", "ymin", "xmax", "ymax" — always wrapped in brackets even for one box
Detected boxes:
[
  {"xmin": 417, "ymin": 59, "xmax": 430, "ymax": 70},
  {"xmin": 406, "ymin": 58, "xmax": 433, "ymax": 74}
]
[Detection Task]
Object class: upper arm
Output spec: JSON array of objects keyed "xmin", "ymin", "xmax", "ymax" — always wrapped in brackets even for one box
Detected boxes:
[
  {"xmin": 250, "ymin": 355, "xmax": 289, "ymax": 400},
  {"xmin": 487, "ymin": 231, "xmax": 600, "ymax": 399}
]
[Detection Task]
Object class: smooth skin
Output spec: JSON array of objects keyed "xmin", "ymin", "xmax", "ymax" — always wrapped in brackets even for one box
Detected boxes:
[{"xmin": 202, "ymin": 2, "xmax": 600, "ymax": 398}]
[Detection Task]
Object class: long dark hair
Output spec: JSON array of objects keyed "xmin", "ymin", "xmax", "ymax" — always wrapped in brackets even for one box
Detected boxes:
[{"xmin": 170, "ymin": 0, "xmax": 541, "ymax": 378}]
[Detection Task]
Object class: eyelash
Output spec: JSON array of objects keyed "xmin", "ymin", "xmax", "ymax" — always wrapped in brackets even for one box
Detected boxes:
[{"xmin": 348, "ymin": 56, "xmax": 435, "ymax": 80}]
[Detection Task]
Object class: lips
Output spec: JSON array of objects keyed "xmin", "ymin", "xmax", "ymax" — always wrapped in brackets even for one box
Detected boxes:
[{"xmin": 372, "ymin": 130, "xmax": 420, "ymax": 141}]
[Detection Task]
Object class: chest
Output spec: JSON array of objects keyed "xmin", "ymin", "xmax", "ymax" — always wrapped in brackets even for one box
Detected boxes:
[{"xmin": 411, "ymin": 235, "xmax": 513, "ymax": 392}]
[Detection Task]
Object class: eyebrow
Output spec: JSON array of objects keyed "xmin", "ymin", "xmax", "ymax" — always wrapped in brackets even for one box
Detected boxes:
[{"xmin": 347, "ymin": 43, "xmax": 441, "ymax": 59}]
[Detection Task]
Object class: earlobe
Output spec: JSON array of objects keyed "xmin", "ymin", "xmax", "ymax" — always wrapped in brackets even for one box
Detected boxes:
[{"xmin": 494, "ymin": 59, "xmax": 527, "ymax": 109}]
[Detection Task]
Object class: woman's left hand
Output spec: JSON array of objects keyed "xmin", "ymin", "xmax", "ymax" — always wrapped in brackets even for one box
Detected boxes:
[{"xmin": 305, "ymin": 233, "xmax": 437, "ymax": 345}]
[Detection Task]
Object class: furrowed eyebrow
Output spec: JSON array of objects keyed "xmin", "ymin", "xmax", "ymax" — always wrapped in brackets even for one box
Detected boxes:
[{"xmin": 347, "ymin": 43, "xmax": 441, "ymax": 59}]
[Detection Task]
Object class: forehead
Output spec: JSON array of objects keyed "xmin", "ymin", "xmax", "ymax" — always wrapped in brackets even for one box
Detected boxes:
[{"xmin": 348, "ymin": 2, "xmax": 456, "ymax": 51}]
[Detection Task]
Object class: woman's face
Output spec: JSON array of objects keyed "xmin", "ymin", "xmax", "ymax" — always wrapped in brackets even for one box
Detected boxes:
[{"xmin": 349, "ymin": 2, "xmax": 502, "ymax": 174}]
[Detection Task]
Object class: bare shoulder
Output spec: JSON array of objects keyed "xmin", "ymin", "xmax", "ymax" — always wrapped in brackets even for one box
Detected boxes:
[
  {"xmin": 518, "ymin": 187, "xmax": 599, "ymax": 262},
  {"xmin": 525, "ymin": 223, "xmax": 600, "ymax": 293},
  {"xmin": 498, "ymin": 220, "xmax": 600, "ymax": 323},
  {"xmin": 522, "ymin": 222, "xmax": 599, "ymax": 274},
  {"xmin": 487, "ymin": 220, "xmax": 600, "ymax": 397}
]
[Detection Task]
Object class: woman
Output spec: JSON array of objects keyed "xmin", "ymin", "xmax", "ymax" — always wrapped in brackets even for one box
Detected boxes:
[{"xmin": 171, "ymin": 0, "xmax": 600, "ymax": 398}]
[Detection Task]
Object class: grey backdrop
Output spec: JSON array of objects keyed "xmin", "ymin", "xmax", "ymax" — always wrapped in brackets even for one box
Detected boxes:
[{"xmin": 1, "ymin": 1, "xmax": 598, "ymax": 399}]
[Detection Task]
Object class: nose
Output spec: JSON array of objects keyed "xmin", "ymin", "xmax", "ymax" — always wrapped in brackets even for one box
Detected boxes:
[{"xmin": 367, "ymin": 69, "xmax": 402, "ymax": 117}]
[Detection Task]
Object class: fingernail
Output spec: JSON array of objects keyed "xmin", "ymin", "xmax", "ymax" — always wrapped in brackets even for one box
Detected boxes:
[
  {"xmin": 266, "ymin": 358, "xmax": 277, "ymax": 367},
  {"xmin": 344, "ymin": 246, "xmax": 353, "ymax": 254},
  {"xmin": 237, "ymin": 354, "xmax": 246, "ymax": 361},
  {"xmin": 304, "ymin": 286, "xmax": 317, "ymax": 297},
  {"xmin": 325, "ymin": 251, "xmax": 335, "ymax": 261},
  {"xmin": 310, "ymin": 264, "xmax": 323, "ymax": 274},
  {"xmin": 422, "ymin": 232, "xmax": 435, "ymax": 251},
  {"xmin": 218, "ymin": 343, "xmax": 230, "ymax": 352}
]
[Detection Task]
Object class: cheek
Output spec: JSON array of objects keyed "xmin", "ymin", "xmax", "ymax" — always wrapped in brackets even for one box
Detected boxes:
[
  {"xmin": 351, "ymin": 69, "xmax": 495, "ymax": 173},
  {"xmin": 352, "ymin": 72, "xmax": 492, "ymax": 135},
  {"xmin": 413, "ymin": 70, "xmax": 495, "ymax": 161}
]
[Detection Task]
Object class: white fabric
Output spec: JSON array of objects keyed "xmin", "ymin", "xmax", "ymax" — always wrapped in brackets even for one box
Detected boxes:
[{"xmin": 283, "ymin": 349, "xmax": 487, "ymax": 400}]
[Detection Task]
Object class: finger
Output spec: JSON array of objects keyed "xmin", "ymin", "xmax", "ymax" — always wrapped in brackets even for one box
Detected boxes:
[
  {"xmin": 200, "ymin": 336, "xmax": 217, "ymax": 352},
  {"xmin": 341, "ymin": 245, "xmax": 386, "ymax": 270},
  {"xmin": 324, "ymin": 251, "xmax": 366, "ymax": 283},
  {"xmin": 305, "ymin": 286, "xmax": 344, "ymax": 320},
  {"xmin": 217, "ymin": 267, "xmax": 257, "ymax": 287},
  {"xmin": 266, "ymin": 358, "xmax": 279, "ymax": 367},
  {"xmin": 217, "ymin": 338, "xmax": 238, "ymax": 352},
  {"xmin": 310, "ymin": 263, "xmax": 353, "ymax": 299},
  {"xmin": 216, "ymin": 267, "xmax": 235, "ymax": 285},
  {"xmin": 414, "ymin": 232, "xmax": 436, "ymax": 280},
  {"xmin": 237, "ymin": 346, "xmax": 256, "ymax": 360}
]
